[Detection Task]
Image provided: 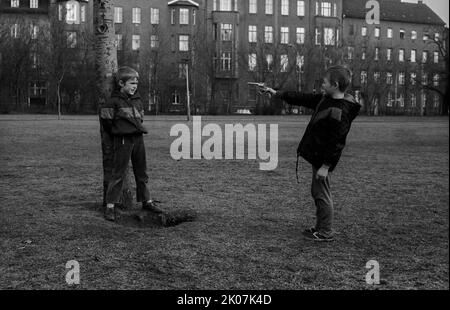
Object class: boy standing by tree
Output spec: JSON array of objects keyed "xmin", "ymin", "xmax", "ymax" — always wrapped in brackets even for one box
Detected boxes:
[
  {"xmin": 259, "ymin": 65, "xmax": 362, "ymax": 241},
  {"xmin": 100, "ymin": 66, "xmax": 162, "ymax": 221}
]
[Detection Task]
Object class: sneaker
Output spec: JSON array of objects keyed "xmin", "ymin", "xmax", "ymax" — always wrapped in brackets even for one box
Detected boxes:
[
  {"xmin": 302, "ymin": 227, "xmax": 317, "ymax": 235},
  {"xmin": 142, "ymin": 200, "xmax": 163, "ymax": 214},
  {"xmin": 303, "ymin": 230, "xmax": 334, "ymax": 242},
  {"xmin": 104, "ymin": 206, "xmax": 115, "ymax": 221}
]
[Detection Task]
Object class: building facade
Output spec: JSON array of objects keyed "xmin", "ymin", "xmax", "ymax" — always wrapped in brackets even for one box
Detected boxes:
[{"xmin": 0, "ymin": 0, "xmax": 447, "ymax": 115}]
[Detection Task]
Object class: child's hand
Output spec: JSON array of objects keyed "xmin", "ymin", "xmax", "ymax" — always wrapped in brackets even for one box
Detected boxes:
[
  {"xmin": 316, "ymin": 165, "xmax": 330, "ymax": 180},
  {"xmin": 258, "ymin": 85, "xmax": 277, "ymax": 96}
]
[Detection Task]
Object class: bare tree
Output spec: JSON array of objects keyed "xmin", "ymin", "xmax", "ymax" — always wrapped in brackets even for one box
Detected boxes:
[{"xmin": 93, "ymin": 0, "xmax": 132, "ymax": 209}]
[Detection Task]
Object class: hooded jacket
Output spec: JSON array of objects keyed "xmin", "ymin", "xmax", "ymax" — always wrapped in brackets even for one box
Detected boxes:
[
  {"xmin": 99, "ymin": 90, "xmax": 148, "ymax": 136},
  {"xmin": 275, "ymin": 91, "xmax": 361, "ymax": 172}
]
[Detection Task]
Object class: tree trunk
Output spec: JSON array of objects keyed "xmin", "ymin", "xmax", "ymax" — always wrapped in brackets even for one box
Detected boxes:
[{"xmin": 93, "ymin": 0, "xmax": 132, "ymax": 209}]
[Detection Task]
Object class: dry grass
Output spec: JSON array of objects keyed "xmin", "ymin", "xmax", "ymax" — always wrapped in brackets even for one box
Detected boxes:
[{"xmin": 0, "ymin": 115, "xmax": 448, "ymax": 290}]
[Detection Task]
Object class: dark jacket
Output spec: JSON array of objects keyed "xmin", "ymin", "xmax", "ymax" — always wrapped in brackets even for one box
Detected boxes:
[
  {"xmin": 275, "ymin": 91, "xmax": 361, "ymax": 172},
  {"xmin": 99, "ymin": 90, "xmax": 148, "ymax": 136}
]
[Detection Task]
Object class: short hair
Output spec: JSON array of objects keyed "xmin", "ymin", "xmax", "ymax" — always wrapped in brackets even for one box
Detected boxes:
[
  {"xmin": 115, "ymin": 66, "xmax": 139, "ymax": 87},
  {"xmin": 325, "ymin": 65, "xmax": 352, "ymax": 92}
]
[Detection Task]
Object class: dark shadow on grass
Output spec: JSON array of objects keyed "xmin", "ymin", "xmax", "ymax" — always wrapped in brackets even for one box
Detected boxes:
[{"xmin": 82, "ymin": 201, "xmax": 197, "ymax": 229}]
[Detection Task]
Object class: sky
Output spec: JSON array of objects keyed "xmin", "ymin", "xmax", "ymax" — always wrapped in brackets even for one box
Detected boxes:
[{"xmin": 402, "ymin": 0, "xmax": 449, "ymax": 26}]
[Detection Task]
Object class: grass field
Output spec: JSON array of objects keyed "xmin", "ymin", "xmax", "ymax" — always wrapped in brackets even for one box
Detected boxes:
[{"xmin": 0, "ymin": 115, "xmax": 448, "ymax": 290}]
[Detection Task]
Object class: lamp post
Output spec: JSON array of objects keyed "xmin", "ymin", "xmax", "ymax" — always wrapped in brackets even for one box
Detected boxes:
[{"xmin": 183, "ymin": 59, "xmax": 191, "ymax": 121}]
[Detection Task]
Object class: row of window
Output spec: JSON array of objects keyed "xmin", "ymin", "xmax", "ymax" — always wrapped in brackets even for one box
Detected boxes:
[
  {"xmin": 114, "ymin": 7, "xmax": 196, "ymax": 26},
  {"xmin": 10, "ymin": 0, "xmax": 38, "ymax": 9},
  {"xmin": 351, "ymin": 25, "xmax": 440, "ymax": 42},
  {"xmin": 213, "ymin": 0, "xmax": 337, "ymax": 18},
  {"xmin": 115, "ymin": 34, "xmax": 190, "ymax": 52},
  {"xmin": 58, "ymin": 2, "xmax": 87, "ymax": 24},
  {"xmin": 247, "ymin": 53, "xmax": 304, "ymax": 72},
  {"xmin": 247, "ymin": 25, "xmax": 338, "ymax": 46},
  {"xmin": 347, "ymin": 46, "xmax": 440, "ymax": 64},
  {"xmin": 384, "ymin": 92, "xmax": 440, "ymax": 109},
  {"xmin": 359, "ymin": 71, "xmax": 440, "ymax": 87}
]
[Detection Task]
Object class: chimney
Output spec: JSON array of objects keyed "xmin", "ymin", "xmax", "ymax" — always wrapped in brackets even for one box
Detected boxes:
[{"xmin": 418, "ymin": 0, "xmax": 423, "ymax": 4}]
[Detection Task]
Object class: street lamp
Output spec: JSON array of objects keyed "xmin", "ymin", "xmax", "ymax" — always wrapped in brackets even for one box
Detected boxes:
[{"xmin": 182, "ymin": 58, "xmax": 191, "ymax": 121}]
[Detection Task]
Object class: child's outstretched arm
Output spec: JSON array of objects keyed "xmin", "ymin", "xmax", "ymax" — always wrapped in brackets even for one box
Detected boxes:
[{"xmin": 257, "ymin": 85, "xmax": 323, "ymax": 110}]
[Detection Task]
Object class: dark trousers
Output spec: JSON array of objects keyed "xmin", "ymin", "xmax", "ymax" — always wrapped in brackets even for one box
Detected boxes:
[
  {"xmin": 105, "ymin": 134, "xmax": 151, "ymax": 204},
  {"xmin": 311, "ymin": 167, "xmax": 334, "ymax": 236}
]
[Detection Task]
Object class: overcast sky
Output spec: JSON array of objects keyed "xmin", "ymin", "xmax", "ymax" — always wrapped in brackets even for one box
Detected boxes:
[{"xmin": 402, "ymin": 0, "xmax": 449, "ymax": 26}]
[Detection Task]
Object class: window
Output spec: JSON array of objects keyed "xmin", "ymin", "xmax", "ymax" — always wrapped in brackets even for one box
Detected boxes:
[
  {"xmin": 374, "ymin": 72, "xmax": 380, "ymax": 83},
  {"xmin": 220, "ymin": 0, "xmax": 233, "ymax": 11},
  {"xmin": 434, "ymin": 33, "xmax": 440, "ymax": 41},
  {"xmin": 180, "ymin": 8, "xmax": 189, "ymax": 24},
  {"xmin": 281, "ymin": 27, "xmax": 289, "ymax": 44},
  {"xmin": 150, "ymin": 35, "xmax": 159, "ymax": 48},
  {"xmin": 422, "ymin": 51, "xmax": 428, "ymax": 63},
  {"xmin": 387, "ymin": 28, "xmax": 393, "ymax": 38},
  {"xmin": 410, "ymin": 72, "xmax": 416, "ymax": 85},
  {"xmin": 399, "ymin": 49, "xmax": 404, "ymax": 62},
  {"xmin": 433, "ymin": 74, "xmax": 439, "ymax": 87},
  {"xmin": 375, "ymin": 47, "xmax": 379, "ymax": 61},
  {"xmin": 66, "ymin": 31, "xmax": 77, "ymax": 48},
  {"xmin": 266, "ymin": 0, "xmax": 273, "ymax": 14},
  {"xmin": 296, "ymin": 27, "xmax": 305, "ymax": 44},
  {"xmin": 280, "ymin": 54, "xmax": 288, "ymax": 72},
  {"xmin": 132, "ymin": 35, "xmax": 140, "ymax": 50},
  {"xmin": 266, "ymin": 54, "xmax": 273, "ymax": 71},
  {"xmin": 374, "ymin": 27, "xmax": 380, "ymax": 38},
  {"xmin": 171, "ymin": 9, "xmax": 175, "ymax": 24},
  {"xmin": 30, "ymin": 0, "xmax": 38, "ymax": 9},
  {"xmin": 114, "ymin": 7, "xmax": 123, "ymax": 23},
  {"xmin": 151, "ymin": 8, "xmax": 160, "ymax": 24},
  {"xmin": 31, "ymin": 25, "xmax": 38, "ymax": 40},
  {"xmin": 116, "ymin": 34, "xmax": 123, "ymax": 50},
  {"xmin": 221, "ymin": 24, "xmax": 233, "ymax": 41},
  {"xmin": 281, "ymin": 0, "xmax": 289, "ymax": 16},
  {"xmin": 348, "ymin": 46, "xmax": 354, "ymax": 60},
  {"xmin": 249, "ymin": 0, "xmax": 257, "ymax": 14},
  {"xmin": 386, "ymin": 72, "xmax": 393, "ymax": 85},
  {"xmin": 315, "ymin": 1, "xmax": 319, "ymax": 15},
  {"xmin": 422, "ymin": 73, "xmax": 428, "ymax": 85},
  {"xmin": 179, "ymin": 35, "xmax": 189, "ymax": 51},
  {"xmin": 361, "ymin": 48, "xmax": 366, "ymax": 60},
  {"xmin": 434, "ymin": 51, "xmax": 439, "ymax": 63},
  {"xmin": 132, "ymin": 8, "xmax": 141, "ymax": 24},
  {"xmin": 324, "ymin": 28, "xmax": 334, "ymax": 45},
  {"xmin": 361, "ymin": 27, "xmax": 367, "ymax": 37},
  {"xmin": 387, "ymin": 48, "xmax": 392, "ymax": 61},
  {"xmin": 11, "ymin": 0, "xmax": 19, "ymax": 8},
  {"xmin": 399, "ymin": 94, "xmax": 404, "ymax": 108},
  {"xmin": 411, "ymin": 93, "xmax": 416, "ymax": 108},
  {"xmin": 411, "ymin": 50, "xmax": 416, "ymax": 63},
  {"xmin": 398, "ymin": 72, "xmax": 405, "ymax": 85},
  {"xmin": 81, "ymin": 5, "xmax": 85, "ymax": 22},
  {"xmin": 193, "ymin": 10, "xmax": 196, "ymax": 25},
  {"xmin": 248, "ymin": 53, "xmax": 257, "ymax": 71},
  {"xmin": 433, "ymin": 95, "xmax": 439, "ymax": 108},
  {"xmin": 179, "ymin": 63, "xmax": 188, "ymax": 78},
  {"xmin": 31, "ymin": 52, "xmax": 38, "ymax": 68},
  {"xmin": 361, "ymin": 71, "xmax": 367, "ymax": 85},
  {"xmin": 248, "ymin": 25, "xmax": 257, "ymax": 43},
  {"xmin": 321, "ymin": 2, "xmax": 332, "ymax": 17},
  {"xmin": 387, "ymin": 92, "xmax": 393, "ymax": 107},
  {"xmin": 58, "ymin": 4, "xmax": 63, "ymax": 20},
  {"xmin": 221, "ymin": 52, "xmax": 232, "ymax": 71},
  {"xmin": 315, "ymin": 28, "xmax": 321, "ymax": 45},
  {"xmin": 423, "ymin": 34, "xmax": 429, "ymax": 41},
  {"xmin": 349, "ymin": 25, "xmax": 354, "ymax": 36},
  {"xmin": 296, "ymin": 54, "xmax": 304, "ymax": 72},
  {"xmin": 297, "ymin": 1, "xmax": 305, "ymax": 16},
  {"xmin": 66, "ymin": 1, "xmax": 79, "ymax": 23},
  {"xmin": 400, "ymin": 29, "xmax": 405, "ymax": 39},
  {"xmin": 172, "ymin": 91, "xmax": 180, "ymax": 105},
  {"xmin": 265, "ymin": 26, "xmax": 273, "ymax": 43},
  {"xmin": 411, "ymin": 31, "xmax": 417, "ymax": 40}
]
